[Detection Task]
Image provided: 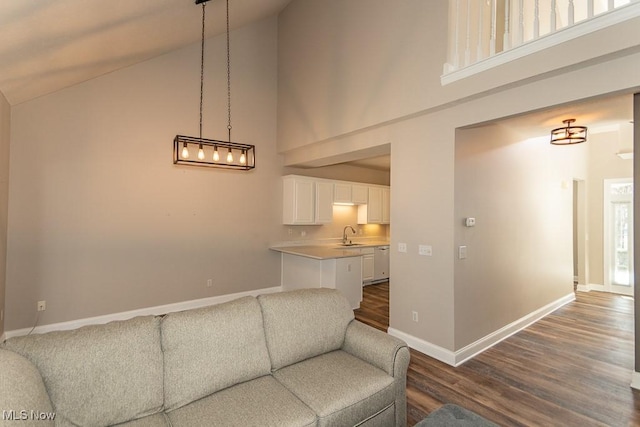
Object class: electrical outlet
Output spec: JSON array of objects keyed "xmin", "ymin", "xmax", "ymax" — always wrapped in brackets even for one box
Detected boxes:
[
  {"xmin": 206, "ymin": 279, "xmax": 213, "ymax": 288},
  {"xmin": 418, "ymin": 245, "xmax": 432, "ymax": 256},
  {"xmin": 37, "ymin": 300, "xmax": 46, "ymax": 312},
  {"xmin": 398, "ymin": 243, "xmax": 407, "ymax": 253},
  {"xmin": 412, "ymin": 311, "xmax": 419, "ymax": 322},
  {"xmin": 1, "ymin": 309, "xmax": 3, "ymax": 321}
]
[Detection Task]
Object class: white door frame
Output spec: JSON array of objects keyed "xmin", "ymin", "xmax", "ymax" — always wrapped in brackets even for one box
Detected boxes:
[{"xmin": 604, "ymin": 177, "xmax": 634, "ymax": 295}]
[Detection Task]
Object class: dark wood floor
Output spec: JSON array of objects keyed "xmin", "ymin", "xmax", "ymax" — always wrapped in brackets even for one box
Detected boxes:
[{"xmin": 354, "ymin": 282, "xmax": 640, "ymax": 426}]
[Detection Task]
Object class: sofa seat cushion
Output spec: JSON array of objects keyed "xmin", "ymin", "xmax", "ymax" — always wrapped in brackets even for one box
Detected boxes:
[
  {"xmin": 273, "ymin": 350, "xmax": 395, "ymax": 427},
  {"xmin": 167, "ymin": 375, "xmax": 316, "ymax": 427},
  {"xmin": 3, "ymin": 316, "xmax": 163, "ymax": 427},
  {"xmin": 161, "ymin": 296, "xmax": 272, "ymax": 411}
]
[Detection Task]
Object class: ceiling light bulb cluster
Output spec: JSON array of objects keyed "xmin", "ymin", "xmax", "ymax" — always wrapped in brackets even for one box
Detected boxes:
[{"xmin": 172, "ymin": 0, "xmax": 255, "ymax": 170}]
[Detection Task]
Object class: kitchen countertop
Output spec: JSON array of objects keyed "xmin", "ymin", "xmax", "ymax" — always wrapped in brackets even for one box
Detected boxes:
[{"xmin": 270, "ymin": 240, "xmax": 390, "ymax": 260}]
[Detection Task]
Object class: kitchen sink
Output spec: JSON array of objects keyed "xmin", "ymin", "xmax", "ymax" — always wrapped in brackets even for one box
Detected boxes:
[{"xmin": 337, "ymin": 243, "xmax": 364, "ymax": 247}]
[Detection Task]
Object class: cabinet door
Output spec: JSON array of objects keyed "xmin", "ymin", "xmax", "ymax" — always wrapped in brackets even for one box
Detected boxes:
[
  {"xmin": 382, "ymin": 187, "xmax": 390, "ymax": 224},
  {"xmin": 352, "ymin": 185, "xmax": 369, "ymax": 204},
  {"xmin": 367, "ymin": 187, "xmax": 383, "ymax": 223},
  {"xmin": 283, "ymin": 177, "xmax": 315, "ymax": 224},
  {"xmin": 335, "ymin": 257, "xmax": 363, "ymax": 309},
  {"xmin": 315, "ymin": 181, "xmax": 334, "ymax": 224},
  {"xmin": 362, "ymin": 254, "xmax": 374, "ymax": 282},
  {"xmin": 334, "ymin": 183, "xmax": 352, "ymax": 204}
]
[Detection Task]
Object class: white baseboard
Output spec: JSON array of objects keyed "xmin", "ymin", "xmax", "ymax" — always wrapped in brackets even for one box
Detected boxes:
[
  {"xmin": 631, "ymin": 371, "xmax": 640, "ymax": 390},
  {"xmin": 388, "ymin": 327, "xmax": 457, "ymax": 365},
  {"xmin": 389, "ymin": 292, "xmax": 576, "ymax": 367},
  {"xmin": 577, "ymin": 283, "xmax": 605, "ymax": 292},
  {"xmin": 4, "ymin": 286, "xmax": 283, "ymax": 340}
]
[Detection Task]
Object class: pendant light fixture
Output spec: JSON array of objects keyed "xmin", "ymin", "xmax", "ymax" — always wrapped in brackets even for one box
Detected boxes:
[
  {"xmin": 550, "ymin": 119, "xmax": 587, "ymax": 145},
  {"xmin": 173, "ymin": 0, "xmax": 255, "ymax": 170}
]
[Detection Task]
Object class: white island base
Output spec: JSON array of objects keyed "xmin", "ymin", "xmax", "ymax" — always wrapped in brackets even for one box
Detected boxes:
[{"xmin": 280, "ymin": 253, "xmax": 363, "ymax": 309}]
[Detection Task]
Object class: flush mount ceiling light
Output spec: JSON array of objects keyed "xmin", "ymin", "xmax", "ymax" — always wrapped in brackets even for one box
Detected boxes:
[
  {"xmin": 173, "ymin": 0, "xmax": 255, "ymax": 170},
  {"xmin": 550, "ymin": 119, "xmax": 587, "ymax": 145}
]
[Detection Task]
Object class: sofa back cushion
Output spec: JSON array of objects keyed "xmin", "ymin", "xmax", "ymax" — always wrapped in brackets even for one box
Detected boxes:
[
  {"xmin": 161, "ymin": 296, "xmax": 272, "ymax": 411},
  {"xmin": 258, "ymin": 288, "xmax": 355, "ymax": 371},
  {"xmin": 3, "ymin": 316, "xmax": 163, "ymax": 427}
]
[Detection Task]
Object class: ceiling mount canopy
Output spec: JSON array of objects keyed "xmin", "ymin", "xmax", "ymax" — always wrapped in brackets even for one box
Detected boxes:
[
  {"xmin": 173, "ymin": 0, "xmax": 255, "ymax": 170},
  {"xmin": 550, "ymin": 119, "xmax": 587, "ymax": 145}
]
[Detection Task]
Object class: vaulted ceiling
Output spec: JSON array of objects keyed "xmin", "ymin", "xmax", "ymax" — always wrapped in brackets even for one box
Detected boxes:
[{"xmin": 0, "ymin": 0, "xmax": 292, "ymax": 105}]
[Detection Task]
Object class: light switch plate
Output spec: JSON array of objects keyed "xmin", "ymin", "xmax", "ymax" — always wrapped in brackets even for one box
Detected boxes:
[{"xmin": 458, "ymin": 245, "xmax": 467, "ymax": 259}]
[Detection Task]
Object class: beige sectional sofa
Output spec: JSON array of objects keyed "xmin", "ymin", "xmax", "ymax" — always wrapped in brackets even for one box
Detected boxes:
[{"xmin": 0, "ymin": 288, "xmax": 410, "ymax": 427}]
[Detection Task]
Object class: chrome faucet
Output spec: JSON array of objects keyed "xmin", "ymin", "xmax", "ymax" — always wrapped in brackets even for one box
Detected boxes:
[{"xmin": 342, "ymin": 225, "xmax": 356, "ymax": 245}]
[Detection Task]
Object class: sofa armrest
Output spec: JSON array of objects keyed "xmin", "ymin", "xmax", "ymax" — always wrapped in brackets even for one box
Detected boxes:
[
  {"xmin": 342, "ymin": 320, "xmax": 410, "ymax": 377},
  {"xmin": 0, "ymin": 348, "xmax": 55, "ymax": 426}
]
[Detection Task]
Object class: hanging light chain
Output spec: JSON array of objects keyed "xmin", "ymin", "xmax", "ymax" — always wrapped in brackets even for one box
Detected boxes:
[
  {"xmin": 226, "ymin": 0, "xmax": 232, "ymax": 142},
  {"xmin": 199, "ymin": 2, "xmax": 206, "ymax": 140}
]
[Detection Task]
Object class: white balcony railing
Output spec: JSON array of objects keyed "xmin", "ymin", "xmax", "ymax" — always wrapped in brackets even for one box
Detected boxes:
[{"xmin": 442, "ymin": 0, "xmax": 640, "ymax": 84}]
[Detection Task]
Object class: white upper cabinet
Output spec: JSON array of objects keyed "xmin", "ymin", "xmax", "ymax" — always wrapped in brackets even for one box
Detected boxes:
[
  {"xmin": 315, "ymin": 181, "xmax": 334, "ymax": 224},
  {"xmin": 357, "ymin": 185, "xmax": 390, "ymax": 225},
  {"xmin": 283, "ymin": 176, "xmax": 316, "ymax": 225},
  {"xmin": 382, "ymin": 187, "xmax": 390, "ymax": 224},
  {"xmin": 333, "ymin": 183, "xmax": 353, "ymax": 204},
  {"xmin": 352, "ymin": 184, "xmax": 369, "ymax": 204},
  {"xmin": 282, "ymin": 175, "xmax": 334, "ymax": 225},
  {"xmin": 334, "ymin": 182, "xmax": 369, "ymax": 205},
  {"xmin": 283, "ymin": 175, "xmax": 389, "ymax": 225},
  {"xmin": 367, "ymin": 187, "xmax": 383, "ymax": 223}
]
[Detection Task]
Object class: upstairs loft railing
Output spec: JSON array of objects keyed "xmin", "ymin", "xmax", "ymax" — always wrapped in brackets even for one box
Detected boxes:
[{"xmin": 442, "ymin": 0, "xmax": 640, "ymax": 84}]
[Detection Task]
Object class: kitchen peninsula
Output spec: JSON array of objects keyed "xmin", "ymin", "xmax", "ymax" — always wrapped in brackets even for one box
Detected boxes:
[{"xmin": 270, "ymin": 241, "xmax": 389, "ymax": 309}]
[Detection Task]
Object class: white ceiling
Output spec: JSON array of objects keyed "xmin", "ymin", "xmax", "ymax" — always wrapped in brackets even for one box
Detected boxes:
[
  {"xmin": 0, "ymin": 0, "xmax": 633, "ymax": 172},
  {"xmin": 0, "ymin": 0, "xmax": 292, "ymax": 105}
]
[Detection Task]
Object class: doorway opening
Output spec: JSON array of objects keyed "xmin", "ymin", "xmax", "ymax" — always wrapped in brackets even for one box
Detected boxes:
[{"xmin": 604, "ymin": 178, "xmax": 634, "ymax": 296}]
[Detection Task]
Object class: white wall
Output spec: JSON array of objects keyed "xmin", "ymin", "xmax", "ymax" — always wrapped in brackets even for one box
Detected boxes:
[
  {"xmin": 277, "ymin": 0, "xmax": 640, "ymax": 165},
  {"xmin": 0, "ymin": 91, "xmax": 10, "ymax": 336},
  {"xmin": 277, "ymin": 0, "xmax": 640, "ymax": 357},
  {"xmin": 5, "ymin": 17, "xmax": 282, "ymax": 330},
  {"xmin": 454, "ymin": 124, "xmax": 586, "ymax": 348}
]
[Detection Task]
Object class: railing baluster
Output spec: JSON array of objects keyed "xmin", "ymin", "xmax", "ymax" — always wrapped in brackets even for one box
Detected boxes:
[
  {"xmin": 477, "ymin": 0, "xmax": 484, "ymax": 61},
  {"xmin": 551, "ymin": 0, "xmax": 557, "ymax": 32},
  {"xmin": 503, "ymin": 0, "xmax": 512, "ymax": 50},
  {"xmin": 587, "ymin": 0, "xmax": 594, "ymax": 18},
  {"xmin": 517, "ymin": 0, "xmax": 524, "ymax": 45},
  {"xmin": 451, "ymin": 0, "xmax": 461, "ymax": 71},
  {"xmin": 490, "ymin": 0, "xmax": 497, "ymax": 55},
  {"xmin": 464, "ymin": 0, "xmax": 472, "ymax": 66},
  {"xmin": 568, "ymin": 0, "xmax": 575, "ymax": 25},
  {"xmin": 534, "ymin": 0, "xmax": 540, "ymax": 38},
  {"xmin": 608, "ymin": 0, "xmax": 615, "ymax": 11}
]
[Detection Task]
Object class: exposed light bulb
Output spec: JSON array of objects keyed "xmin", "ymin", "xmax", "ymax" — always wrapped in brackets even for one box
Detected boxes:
[
  {"xmin": 181, "ymin": 143, "xmax": 190, "ymax": 159},
  {"xmin": 197, "ymin": 144, "xmax": 205, "ymax": 160},
  {"xmin": 213, "ymin": 146, "xmax": 220, "ymax": 161},
  {"xmin": 226, "ymin": 148, "xmax": 233, "ymax": 163},
  {"xmin": 240, "ymin": 150, "xmax": 246, "ymax": 165}
]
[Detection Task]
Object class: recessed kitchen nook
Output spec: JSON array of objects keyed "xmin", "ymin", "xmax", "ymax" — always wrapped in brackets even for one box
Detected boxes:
[{"xmin": 271, "ymin": 175, "xmax": 390, "ymax": 309}]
